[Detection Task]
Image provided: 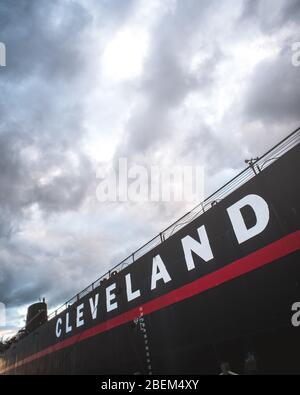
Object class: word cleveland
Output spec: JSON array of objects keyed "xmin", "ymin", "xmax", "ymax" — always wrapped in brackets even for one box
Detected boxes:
[{"xmin": 55, "ymin": 193, "xmax": 270, "ymax": 338}]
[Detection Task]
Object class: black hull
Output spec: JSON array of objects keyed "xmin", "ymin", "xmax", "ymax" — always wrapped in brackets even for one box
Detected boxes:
[{"xmin": 1, "ymin": 141, "xmax": 300, "ymax": 375}]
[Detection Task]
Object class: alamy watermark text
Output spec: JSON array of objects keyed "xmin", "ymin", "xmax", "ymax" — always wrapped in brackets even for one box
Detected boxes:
[
  {"xmin": 96, "ymin": 159, "xmax": 204, "ymax": 203},
  {"xmin": 0, "ymin": 302, "xmax": 6, "ymax": 327},
  {"xmin": 0, "ymin": 42, "xmax": 6, "ymax": 67},
  {"xmin": 291, "ymin": 42, "xmax": 300, "ymax": 67}
]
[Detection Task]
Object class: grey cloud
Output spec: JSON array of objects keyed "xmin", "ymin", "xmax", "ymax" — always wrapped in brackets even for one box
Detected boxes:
[
  {"xmin": 241, "ymin": 0, "xmax": 300, "ymax": 33},
  {"xmin": 0, "ymin": 209, "xmax": 18, "ymax": 240},
  {"xmin": 32, "ymin": 156, "xmax": 94, "ymax": 213},
  {"xmin": 0, "ymin": 241, "xmax": 51, "ymax": 307},
  {"xmin": 114, "ymin": 0, "xmax": 221, "ymax": 159},
  {"xmin": 0, "ymin": 0, "xmax": 92, "ymax": 82},
  {"xmin": 0, "ymin": 131, "xmax": 94, "ymax": 218},
  {"xmin": 0, "ymin": 226, "xmax": 121, "ymax": 310},
  {"xmin": 0, "ymin": 0, "xmax": 97, "ymax": 224},
  {"xmin": 243, "ymin": 47, "xmax": 300, "ymax": 124},
  {"xmin": 0, "ymin": 0, "xmax": 99, "ymax": 313},
  {"xmin": 180, "ymin": 124, "xmax": 244, "ymax": 175},
  {"xmin": 0, "ymin": 0, "xmax": 299, "ymax": 326},
  {"xmin": 98, "ymin": 0, "xmax": 138, "ymax": 24},
  {"xmin": 0, "ymin": 132, "xmax": 31, "ymax": 213}
]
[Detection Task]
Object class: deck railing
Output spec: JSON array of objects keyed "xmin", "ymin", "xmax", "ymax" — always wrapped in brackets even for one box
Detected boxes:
[{"xmin": 47, "ymin": 127, "xmax": 300, "ymax": 321}]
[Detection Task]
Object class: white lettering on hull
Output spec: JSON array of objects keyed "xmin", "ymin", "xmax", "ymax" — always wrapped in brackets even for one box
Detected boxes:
[
  {"xmin": 125, "ymin": 273, "xmax": 141, "ymax": 302},
  {"xmin": 89, "ymin": 294, "xmax": 99, "ymax": 319},
  {"xmin": 151, "ymin": 255, "xmax": 171, "ymax": 290},
  {"xmin": 181, "ymin": 225, "xmax": 214, "ymax": 271},
  {"xmin": 227, "ymin": 194, "xmax": 269, "ymax": 244},
  {"xmin": 106, "ymin": 283, "xmax": 118, "ymax": 312},
  {"xmin": 55, "ymin": 194, "xmax": 270, "ymax": 338}
]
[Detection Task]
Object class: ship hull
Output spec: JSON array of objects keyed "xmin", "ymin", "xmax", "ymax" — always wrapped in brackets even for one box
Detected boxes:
[{"xmin": 1, "ymin": 144, "xmax": 299, "ymax": 375}]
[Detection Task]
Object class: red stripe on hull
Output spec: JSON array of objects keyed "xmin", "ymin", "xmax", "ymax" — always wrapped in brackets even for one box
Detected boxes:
[{"xmin": 2, "ymin": 230, "xmax": 300, "ymax": 373}]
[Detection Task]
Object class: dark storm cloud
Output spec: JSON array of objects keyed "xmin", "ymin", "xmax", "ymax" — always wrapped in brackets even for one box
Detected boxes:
[
  {"xmin": 0, "ymin": 0, "xmax": 92, "ymax": 81},
  {"xmin": 240, "ymin": 0, "xmax": 300, "ymax": 33},
  {"xmin": 0, "ymin": 129, "xmax": 94, "ymax": 223},
  {"xmin": 0, "ymin": 126, "xmax": 95, "ymax": 308},
  {"xmin": 0, "ymin": 209, "xmax": 17, "ymax": 240},
  {"xmin": 0, "ymin": 0, "xmax": 99, "ymax": 313},
  {"xmin": 180, "ymin": 123, "xmax": 245, "ymax": 176},
  {"xmin": 0, "ymin": 233, "xmax": 50, "ymax": 307},
  {"xmin": 235, "ymin": 0, "xmax": 300, "ymax": 127},
  {"xmin": 0, "ymin": 0, "xmax": 96, "ymax": 219},
  {"xmin": 0, "ymin": 0, "xmax": 300, "ymax": 326},
  {"xmin": 243, "ymin": 47, "xmax": 300, "ymax": 124},
  {"xmin": 0, "ymin": 260, "xmax": 50, "ymax": 308},
  {"xmin": 0, "ymin": 241, "xmax": 67, "ymax": 308},
  {"xmin": 99, "ymin": 0, "xmax": 138, "ymax": 24},
  {"xmin": 229, "ymin": 0, "xmax": 300, "ymax": 154},
  {"xmin": 242, "ymin": 0, "xmax": 300, "ymax": 124},
  {"xmin": 114, "ymin": 0, "xmax": 220, "ymax": 158},
  {"xmin": 0, "ymin": 0, "xmax": 141, "ymax": 316}
]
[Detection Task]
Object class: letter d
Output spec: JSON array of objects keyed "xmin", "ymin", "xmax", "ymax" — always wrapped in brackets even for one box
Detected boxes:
[{"xmin": 227, "ymin": 194, "xmax": 270, "ymax": 244}]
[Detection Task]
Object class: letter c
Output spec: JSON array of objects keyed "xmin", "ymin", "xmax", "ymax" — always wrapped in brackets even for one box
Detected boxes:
[{"xmin": 55, "ymin": 318, "xmax": 62, "ymax": 338}]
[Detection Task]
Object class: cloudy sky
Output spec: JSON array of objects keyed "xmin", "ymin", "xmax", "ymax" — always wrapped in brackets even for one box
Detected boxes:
[{"xmin": 0, "ymin": 0, "xmax": 299, "ymax": 335}]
